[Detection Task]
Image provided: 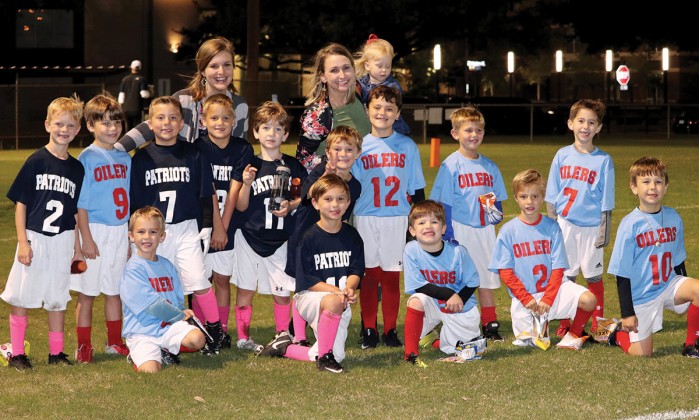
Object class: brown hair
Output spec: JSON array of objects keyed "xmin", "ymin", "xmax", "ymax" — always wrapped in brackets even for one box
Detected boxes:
[
  {"xmin": 367, "ymin": 85, "xmax": 402, "ymax": 111},
  {"xmin": 46, "ymin": 93, "xmax": 83, "ymax": 123},
  {"xmin": 84, "ymin": 92, "xmax": 124, "ymax": 126},
  {"xmin": 309, "ymin": 174, "xmax": 350, "ymax": 201},
  {"xmin": 512, "ymin": 169, "xmax": 546, "ymax": 196},
  {"xmin": 187, "ymin": 36, "xmax": 237, "ymax": 101},
  {"xmin": 202, "ymin": 93, "xmax": 236, "ymax": 119},
  {"xmin": 305, "ymin": 43, "xmax": 356, "ymax": 106},
  {"xmin": 408, "ymin": 199, "xmax": 446, "ymax": 227},
  {"xmin": 569, "ymin": 98, "xmax": 606, "ymax": 122},
  {"xmin": 326, "ymin": 125, "xmax": 362, "ymax": 153},
  {"xmin": 450, "ymin": 106, "xmax": 485, "ymax": 130},
  {"xmin": 129, "ymin": 206, "xmax": 166, "ymax": 232},
  {"xmin": 252, "ymin": 101, "xmax": 290, "ymax": 133},
  {"xmin": 629, "ymin": 156, "xmax": 669, "ymax": 185}
]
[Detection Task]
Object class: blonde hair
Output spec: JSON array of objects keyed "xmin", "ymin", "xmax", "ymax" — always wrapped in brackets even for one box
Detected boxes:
[
  {"xmin": 629, "ymin": 156, "xmax": 669, "ymax": 185},
  {"xmin": 46, "ymin": 93, "xmax": 83, "ymax": 123},
  {"xmin": 408, "ymin": 200, "xmax": 446, "ymax": 227},
  {"xmin": 84, "ymin": 92, "xmax": 124, "ymax": 126},
  {"xmin": 450, "ymin": 106, "xmax": 485, "ymax": 130},
  {"xmin": 129, "ymin": 206, "xmax": 166, "ymax": 232},
  {"xmin": 355, "ymin": 38, "xmax": 395, "ymax": 78},
  {"xmin": 187, "ymin": 36, "xmax": 237, "ymax": 102},
  {"xmin": 148, "ymin": 96, "xmax": 183, "ymax": 118},
  {"xmin": 305, "ymin": 43, "xmax": 356, "ymax": 106},
  {"xmin": 326, "ymin": 125, "xmax": 362, "ymax": 153},
  {"xmin": 512, "ymin": 169, "xmax": 546, "ymax": 196},
  {"xmin": 202, "ymin": 93, "xmax": 236, "ymax": 120},
  {"xmin": 252, "ymin": 101, "xmax": 290, "ymax": 133}
]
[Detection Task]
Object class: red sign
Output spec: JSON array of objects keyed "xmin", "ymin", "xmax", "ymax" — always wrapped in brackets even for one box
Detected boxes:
[{"xmin": 616, "ymin": 65, "xmax": 630, "ymax": 86}]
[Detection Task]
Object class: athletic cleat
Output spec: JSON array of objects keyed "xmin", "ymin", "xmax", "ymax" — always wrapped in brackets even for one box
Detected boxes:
[
  {"xmin": 8, "ymin": 354, "xmax": 33, "ymax": 371},
  {"xmin": 682, "ymin": 339, "xmax": 699, "ymax": 359},
  {"xmin": 160, "ymin": 349, "xmax": 181, "ymax": 365},
  {"xmin": 405, "ymin": 352, "xmax": 428, "ymax": 368},
  {"xmin": 257, "ymin": 331, "xmax": 293, "ymax": 357},
  {"xmin": 555, "ymin": 331, "xmax": 587, "ymax": 350},
  {"xmin": 482, "ymin": 321, "xmax": 504, "ymax": 342},
  {"xmin": 237, "ymin": 338, "xmax": 264, "ymax": 353},
  {"xmin": 381, "ymin": 329, "xmax": 402, "ymax": 347},
  {"xmin": 204, "ymin": 321, "xmax": 225, "ymax": 355},
  {"xmin": 555, "ymin": 321, "xmax": 570, "ymax": 338},
  {"xmin": 105, "ymin": 342, "xmax": 130, "ymax": 356},
  {"xmin": 359, "ymin": 328, "xmax": 379, "ymax": 349},
  {"xmin": 221, "ymin": 333, "xmax": 232, "ymax": 349},
  {"xmin": 48, "ymin": 352, "xmax": 73, "ymax": 365},
  {"xmin": 75, "ymin": 344, "xmax": 94, "ymax": 363},
  {"xmin": 317, "ymin": 351, "xmax": 344, "ymax": 373},
  {"xmin": 419, "ymin": 326, "xmax": 440, "ymax": 349},
  {"xmin": 295, "ymin": 339, "xmax": 312, "ymax": 348}
]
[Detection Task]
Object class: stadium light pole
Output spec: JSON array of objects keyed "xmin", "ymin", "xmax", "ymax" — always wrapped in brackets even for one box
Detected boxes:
[
  {"xmin": 507, "ymin": 51, "xmax": 515, "ymax": 97},
  {"xmin": 433, "ymin": 44, "xmax": 442, "ymax": 101},
  {"xmin": 555, "ymin": 50, "xmax": 563, "ymax": 102},
  {"xmin": 662, "ymin": 47, "xmax": 670, "ymax": 139},
  {"xmin": 605, "ymin": 49, "xmax": 613, "ymax": 103}
]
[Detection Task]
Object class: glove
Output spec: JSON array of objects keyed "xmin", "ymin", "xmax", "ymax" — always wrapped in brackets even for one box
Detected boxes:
[
  {"xmin": 479, "ymin": 192, "xmax": 503, "ymax": 225},
  {"xmin": 197, "ymin": 227, "xmax": 212, "ymax": 254},
  {"xmin": 594, "ymin": 211, "xmax": 612, "ymax": 248}
]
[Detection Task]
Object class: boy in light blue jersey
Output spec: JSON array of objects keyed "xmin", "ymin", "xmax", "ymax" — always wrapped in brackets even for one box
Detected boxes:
[
  {"xmin": 120, "ymin": 206, "xmax": 206, "ymax": 373},
  {"xmin": 352, "ymin": 86, "xmax": 426, "ymax": 349},
  {"xmin": 607, "ymin": 157, "xmax": 699, "ymax": 358},
  {"xmin": 545, "ymin": 99, "xmax": 614, "ymax": 334}
]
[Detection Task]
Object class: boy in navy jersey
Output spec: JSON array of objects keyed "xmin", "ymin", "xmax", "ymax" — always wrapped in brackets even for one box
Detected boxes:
[
  {"xmin": 232, "ymin": 101, "xmax": 306, "ymax": 352},
  {"xmin": 2, "ymin": 95, "xmax": 85, "ymax": 370},
  {"xmin": 130, "ymin": 96, "xmax": 225, "ymax": 354},
  {"xmin": 258, "ymin": 174, "xmax": 364, "ymax": 373}
]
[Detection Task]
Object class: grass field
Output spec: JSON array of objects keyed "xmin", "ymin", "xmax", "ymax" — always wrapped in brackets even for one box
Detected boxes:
[{"xmin": 2, "ymin": 135, "xmax": 699, "ymax": 418}]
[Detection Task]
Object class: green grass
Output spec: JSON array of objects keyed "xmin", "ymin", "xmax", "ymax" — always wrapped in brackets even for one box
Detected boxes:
[{"xmin": 2, "ymin": 136, "xmax": 699, "ymax": 418}]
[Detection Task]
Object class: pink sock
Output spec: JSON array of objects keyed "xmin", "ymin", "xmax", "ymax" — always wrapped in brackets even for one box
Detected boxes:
[
  {"xmin": 235, "ymin": 306, "xmax": 252, "ymax": 340},
  {"xmin": 9, "ymin": 314, "xmax": 28, "ymax": 355},
  {"xmin": 273, "ymin": 302, "xmax": 291, "ymax": 333},
  {"xmin": 292, "ymin": 301, "xmax": 307, "ymax": 341},
  {"xmin": 317, "ymin": 310, "xmax": 341, "ymax": 356},
  {"xmin": 285, "ymin": 344, "xmax": 312, "ymax": 361},
  {"xmin": 192, "ymin": 296, "xmax": 206, "ymax": 324},
  {"xmin": 195, "ymin": 289, "xmax": 220, "ymax": 323},
  {"xmin": 218, "ymin": 305, "xmax": 230, "ymax": 332},
  {"xmin": 48, "ymin": 331, "xmax": 64, "ymax": 355}
]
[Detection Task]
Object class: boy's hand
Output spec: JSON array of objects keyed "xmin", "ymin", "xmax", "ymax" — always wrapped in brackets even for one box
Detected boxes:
[
  {"xmin": 621, "ymin": 315, "xmax": 638, "ymax": 333},
  {"xmin": 210, "ymin": 226, "xmax": 228, "ymax": 251},
  {"xmin": 445, "ymin": 294, "xmax": 464, "ymax": 313},
  {"xmin": 343, "ymin": 287, "xmax": 357, "ymax": 305},
  {"xmin": 272, "ymin": 199, "xmax": 290, "ymax": 218},
  {"xmin": 81, "ymin": 237, "xmax": 100, "ymax": 260},
  {"xmin": 182, "ymin": 309, "xmax": 195, "ymax": 320},
  {"xmin": 17, "ymin": 241, "xmax": 32, "ymax": 266},
  {"xmin": 536, "ymin": 301, "xmax": 551, "ymax": 315},
  {"xmin": 242, "ymin": 164, "xmax": 257, "ymax": 186},
  {"xmin": 524, "ymin": 297, "xmax": 537, "ymax": 312}
]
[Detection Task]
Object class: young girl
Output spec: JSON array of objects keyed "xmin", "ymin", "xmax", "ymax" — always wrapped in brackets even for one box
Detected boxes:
[{"xmin": 355, "ymin": 35, "xmax": 410, "ymax": 135}]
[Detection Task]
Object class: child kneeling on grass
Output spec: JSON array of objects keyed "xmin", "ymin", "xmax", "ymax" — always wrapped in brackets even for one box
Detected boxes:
[{"xmin": 120, "ymin": 206, "xmax": 206, "ymax": 373}]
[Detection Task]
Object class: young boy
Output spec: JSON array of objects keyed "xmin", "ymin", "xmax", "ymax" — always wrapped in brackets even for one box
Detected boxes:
[
  {"xmin": 258, "ymin": 174, "xmax": 364, "ymax": 373},
  {"xmin": 489, "ymin": 169, "xmax": 597, "ymax": 350},
  {"xmin": 352, "ymin": 85, "xmax": 426, "ymax": 349},
  {"xmin": 232, "ymin": 101, "xmax": 307, "ymax": 351},
  {"xmin": 72, "ymin": 93, "xmax": 131, "ymax": 363},
  {"xmin": 545, "ymin": 99, "xmax": 614, "ymax": 334},
  {"xmin": 2, "ymin": 94, "xmax": 85, "ymax": 370},
  {"xmin": 284, "ymin": 126, "xmax": 362, "ymax": 345},
  {"xmin": 120, "ymin": 206, "xmax": 206, "ymax": 373},
  {"xmin": 194, "ymin": 94, "xmax": 254, "ymax": 348},
  {"xmin": 129, "ymin": 96, "xmax": 225, "ymax": 354},
  {"xmin": 429, "ymin": 106, "xmax": 507, "ymax": 342},
  {"xmin": 607, "ymin": 157, "xmax": 699, "ymax": 358},
  {"xmin": 402, "ymin": 200, "xmax": 482, "ymax": 367}
]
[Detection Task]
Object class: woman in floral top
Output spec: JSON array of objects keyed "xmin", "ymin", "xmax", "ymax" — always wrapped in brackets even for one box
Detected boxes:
[{"xmin": 295, "ymin": 43, "xmax": 371, "ymax": 172}]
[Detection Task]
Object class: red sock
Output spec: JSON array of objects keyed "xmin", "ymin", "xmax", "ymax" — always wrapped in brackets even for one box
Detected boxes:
[
  {"xmin": 481, "ymin": 306, "xmax": 497, "ymax": 325},
  {"xmin": 570, "ymin": 307, "xmax": 594, "ymax": 337},
  {"xmin": 106, "ymin": 320, "xmax": 123, "ymax": 346},
  {"xmin": 381, "ymin": 270, "xmax": 401, "ymax": 332},
  {"xmin": 587, "ymin": 280, "xmax": 604, "ymax": 329},
  {"xmin": 77, "ymin": 326, "xmax": 92, "ymax": 347},
  {"xmin": 218, "ymin": 305, "xmax": 230, "ymax": 332},
  {"xmin": 179, "ymin": 345, "xmax": 197, "ymax": 353},
  {"xmin": 616, "ymin": 331, "xmax": 631, "ymax": 353},
  {"xmin": 292, "ymin": 300, "xmax": 307, "ymax": 342},
  {"xmin": 360, "ymin": 267, "xmax": 381, "ymax": 331},
  {"xmin": 686, "ymin": 304, "xmax": 699, "ymax": 346},
  {"xmin": 273, "ymin": 302, "xmax": 291, "ymax": 333},
  {"xmin": 432, "ymin": 339, "xmax": 441, "ymax": 349},
  {"xmin": 9, "ymin": 314, "xmax": 28, "ymax": 355},
  {"xmin": 404, "ymin": 307, "xmax": 424, "ymax": 358},
  {"xmin": 195, "ymin": 289, "xmax": 220, "ymax": 323}
]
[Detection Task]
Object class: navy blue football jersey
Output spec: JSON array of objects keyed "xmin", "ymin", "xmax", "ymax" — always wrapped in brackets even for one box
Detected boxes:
[
  {"xmin": 8, "ymin": 147, "xmax": 84, "ymax": 236},
  {"xmin": 239, "ymin": 154, "xmax": 306, "ymax": 257},
  {"xmin": 130, "ymin": 141, "xmax": 214, "ymax": 224}
]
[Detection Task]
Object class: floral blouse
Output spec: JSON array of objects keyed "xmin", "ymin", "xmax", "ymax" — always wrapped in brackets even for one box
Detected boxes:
[{"xmin": 295, "ymin": 97, "xmax": 333, "ymax": 172}]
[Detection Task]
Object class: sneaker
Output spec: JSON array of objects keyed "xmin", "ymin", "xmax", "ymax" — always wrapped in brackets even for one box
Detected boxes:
[
  {"xmin": 160, "ymin": 349, "xmax": 181, "ymax": 365},
  {"xmin": 359, "ymin": 328, "xmax": 379, "ymax": 349},
  {"xmin": 48, "ymin": 352, "xmax": 73, "ymax": 365},
  {"xmin": 682, "ymin": 339, "xmax": 699, "ymax": 359},
  {"xmin": 257, "ymin": 331, "xmax": 293, "ymax": 357},
  {"xmin": 317, "ymin": 351, "xmax": 344, "ymax": 373},
  {"xmin": 482, "ymin": 321, "xmax": 504, "ymax": 342},
  {"xmin": 295, "ymin": 339, "xmax": 312, "ymax": 347},
  {"xmin": 237, "ymin": 338, "xmax": 264, "ymax": 353},
  {"xmin": 405, "ymin": 352, "xmax": 428, "ymax": 368},
  {"xmin": 555, "ymin": 331, "xmax": 587, "ymax": 350},
  {"xmin": 381, "ymin": 329, "xmax": 402, "ymax": 347},
  {"xmin": 75, "ymin": 344, "xmax": 94, "ymax": 364},
  {"xmin": 221, "ymin": 333, "xmax": 232, "ymax": 349},
  {"xmin": 203, "ymin": 321, "xmax": 225, "ymax": 355},
  {"xmin": 105, "ymin": 342, "xmax": 130, "ymax": 356},
  {"xmin": 8, "ymin": 354, "xmax": 32, "ymax": 371},
  {"xmin": 419, "ymin": 326, "xmax": 440, "ymax": 349},
  {"xmin": 555, "ymin": 321, "xmax": 570, "ymax": 338}
]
